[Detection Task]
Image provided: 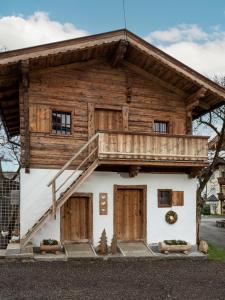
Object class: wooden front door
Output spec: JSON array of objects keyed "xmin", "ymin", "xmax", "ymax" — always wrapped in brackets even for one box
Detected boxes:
[
  {"xmin": 95, "ymin": 108, "xmax": 122, "ymax": 131},
  {"xmin": 61, "ymin": 194, "xmax": 93, "ymax": 242},
  {"xmin": 114, "ymin": 185, "xmax": 147, "ymax": 241}
]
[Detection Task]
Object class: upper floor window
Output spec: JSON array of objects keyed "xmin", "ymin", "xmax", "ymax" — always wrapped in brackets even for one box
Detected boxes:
[
  {"xmin": 52, "ymin": 111, "xmax": 71, "ymax": 135},
  {"xmin": 154, "ymin": 121, "xmax": 169, "ymax": 134}
]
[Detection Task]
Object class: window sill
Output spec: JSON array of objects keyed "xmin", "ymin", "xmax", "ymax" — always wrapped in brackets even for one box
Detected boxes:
[
  {"xmin": 50, "ymin": 133, "xmax": 73, "ymax": 138},
  {"xmin": 158, "ymin": 205, "xmax": 172, "ymax": 208}
]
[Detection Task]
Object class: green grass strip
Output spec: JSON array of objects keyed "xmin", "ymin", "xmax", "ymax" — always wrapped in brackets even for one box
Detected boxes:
[{"xmin": 208, "ymin": 243, "xmax": 225, "ymax": 261}]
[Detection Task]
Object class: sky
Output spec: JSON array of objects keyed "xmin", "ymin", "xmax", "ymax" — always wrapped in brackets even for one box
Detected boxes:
[{"xmin": 1, "ymin": 0, "xmax": 225, "ymax": 77}]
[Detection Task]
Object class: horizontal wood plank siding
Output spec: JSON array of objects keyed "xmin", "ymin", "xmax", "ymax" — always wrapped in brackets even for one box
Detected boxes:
[{"xmin": 22, "ymin": 60, "xmax": 199, "ymax": 169}]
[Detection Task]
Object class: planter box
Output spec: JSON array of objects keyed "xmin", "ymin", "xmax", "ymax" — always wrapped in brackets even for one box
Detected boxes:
[
  {"xmin": 40, "ymin": 243, "xmax": 61, "ymax": 254},
  {"xmin": 158, "ymin": 241, "xmax": 192, "ymax": 254}
]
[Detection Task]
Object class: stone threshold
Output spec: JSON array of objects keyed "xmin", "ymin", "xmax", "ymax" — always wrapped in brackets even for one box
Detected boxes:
[{"xmin": 0, "ymin": 242, "xmax": 207, "ymax": 261}]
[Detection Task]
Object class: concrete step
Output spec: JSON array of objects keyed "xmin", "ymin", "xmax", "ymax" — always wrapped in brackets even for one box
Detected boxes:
[
  {"xmin": 64, "ymin": 243, "xmax": 97, "ymax": 258},
  {"xmin": 118, "ymin": 242, "xmax": 154, "ymax": 257},
  {"xmin": 5, "ymin": 243, "xmax": 34, "ymax": 258}
]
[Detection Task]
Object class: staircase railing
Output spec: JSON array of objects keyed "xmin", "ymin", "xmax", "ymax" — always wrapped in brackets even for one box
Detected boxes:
[{"xmin": 47, "ymin": 133, "xmax": 99, "ymax": 218}]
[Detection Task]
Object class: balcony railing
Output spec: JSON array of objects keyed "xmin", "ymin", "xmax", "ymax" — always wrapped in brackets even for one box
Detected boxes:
[{"xmin": 98, "ymin": 131, "xmax": 208, "ymax": 164}]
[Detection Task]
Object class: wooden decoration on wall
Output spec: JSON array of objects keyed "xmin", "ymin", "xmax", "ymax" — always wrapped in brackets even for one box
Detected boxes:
[
  {"xmin": 165, "ymin": 210, "xmax": 178, "ymax": 224},
  {"xmin": 99, "ymin": 193, "xmax": 108, "ymax": 215}
]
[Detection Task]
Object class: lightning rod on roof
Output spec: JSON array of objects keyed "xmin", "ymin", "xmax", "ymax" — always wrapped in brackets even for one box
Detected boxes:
[{"xmin": 122, "ymin": 0, "xmax": 128, "ymax": 40}]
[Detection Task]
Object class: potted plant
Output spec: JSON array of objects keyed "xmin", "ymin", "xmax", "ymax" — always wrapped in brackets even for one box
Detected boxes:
[
  {"xmin": 40, "ymin": 239, "xmax": 61, "ymax": 254},
  {"xmin": 158, "ymin": 240, "xmax": 191, "ymax": 254}
]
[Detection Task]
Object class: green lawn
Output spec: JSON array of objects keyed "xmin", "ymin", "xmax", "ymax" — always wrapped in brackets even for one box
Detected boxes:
[{"xmin": 208, "ymin": 243, "xmax": 225, "ymax": 261}]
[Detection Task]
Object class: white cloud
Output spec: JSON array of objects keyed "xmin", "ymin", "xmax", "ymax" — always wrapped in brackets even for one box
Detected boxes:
[
  {"xmin": 0, "ymin": 11, "xmax": 88, "ymax": 51},
  {"xmin": 146, "ymin": 24, "xmax": 208, "ymax": 43},
  {"xmin": 144, "ymin": 24, "xmax": 225, "ymax": 77},
  {"xmin": 0, "ymin": 14, "xmax": 224, "ymax": 78}
]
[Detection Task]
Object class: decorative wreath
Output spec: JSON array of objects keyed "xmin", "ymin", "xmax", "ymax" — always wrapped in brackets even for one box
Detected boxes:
[{"xmin": 165, "ymin": 210, "xmax": 178, "ymax": 224}]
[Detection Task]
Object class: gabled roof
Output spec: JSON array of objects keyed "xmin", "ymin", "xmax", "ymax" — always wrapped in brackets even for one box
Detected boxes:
[{"xmin": 1, "ymin": 28, "xmax": 225, "ymax": 137}]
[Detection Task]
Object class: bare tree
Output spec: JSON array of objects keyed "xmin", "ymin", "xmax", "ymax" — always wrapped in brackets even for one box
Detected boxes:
[
  {"xmin": 194, "ymin": 76, "xmax": 225, "ymax": 244},
  {"xmin": 0, "ymin": 119, "xmax": 20, "ymax": 178}
]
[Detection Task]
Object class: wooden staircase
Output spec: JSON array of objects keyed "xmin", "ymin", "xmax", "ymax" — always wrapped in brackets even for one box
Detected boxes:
[{"xmin": 21, "ymin": 133, "xmax": 99, "ymax": 246}]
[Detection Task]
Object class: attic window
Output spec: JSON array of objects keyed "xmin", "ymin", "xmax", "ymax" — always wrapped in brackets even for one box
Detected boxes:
[
  {"xmin": 52, "ymin": 111, "xmax": 71, "ymax": 135},
  {"xmin": 154, "ymin": 121, "xmax": 169, "ymax": 134}
]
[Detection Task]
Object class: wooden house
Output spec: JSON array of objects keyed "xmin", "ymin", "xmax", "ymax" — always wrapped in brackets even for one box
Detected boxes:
[{"xmin": 0, "ymin": 29, "xmax": 225, "ymax": 249}]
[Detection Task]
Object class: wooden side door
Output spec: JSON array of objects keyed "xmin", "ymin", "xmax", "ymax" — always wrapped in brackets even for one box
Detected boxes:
[
  {"xmin": 61, "ymin": 194, "xmax": 93, "ymax": 242},
  {"xmin": 95, "ymin": 108, "xmax": 122, "ymax": 131},
  {"xmin": 114, "ymin": 186, "xmax": 147, "ymax": 241}
]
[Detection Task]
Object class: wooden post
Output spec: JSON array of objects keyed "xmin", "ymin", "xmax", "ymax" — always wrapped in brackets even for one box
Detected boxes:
[
  {"xmin": 52, "ymin": 181, "xmax": 56, "ymax": 219},
  {"xmin": 21, "ymin": 60, "xmax": 30, "ymax": 173},
  {"xmin": 186, "ymin": 111, "xmax": 193, "ymax": 135},
  {"xmin": 122, "ymin": 106, "xmax": 129, "ymax": 131},
  {"xmin": 111, "ymin": 39, "xmax": 128, "ymax": 67}
]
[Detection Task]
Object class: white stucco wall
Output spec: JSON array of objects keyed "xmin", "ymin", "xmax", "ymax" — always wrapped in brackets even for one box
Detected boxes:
[{"xmin": 20, "ymin": 168, "xmax": 197, "ymax": 246}]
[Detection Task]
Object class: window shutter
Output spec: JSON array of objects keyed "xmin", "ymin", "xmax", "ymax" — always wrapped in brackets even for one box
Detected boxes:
[
  {"xmin": 29, "ymin": 105, "xmax": 50, "ymax": 133},
  {"xmin": 172, "ymin": 191, "xmax": 184, "ymax": 206}
]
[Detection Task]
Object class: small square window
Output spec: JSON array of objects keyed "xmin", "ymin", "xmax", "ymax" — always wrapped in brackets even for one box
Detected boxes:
[
  {"xmin": 52, "ymin": 111, "xmax": 71, "ymax": 135},
  {"xmin": 154, "ymin": 121, "xmax": 169, "ymax": 134},
  {"xmin": 158, "ymin": 189, "xmax": 172, "ymax": 207}
]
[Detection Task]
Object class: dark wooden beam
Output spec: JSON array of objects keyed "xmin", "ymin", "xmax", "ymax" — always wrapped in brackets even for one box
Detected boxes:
[
  {"xmin": 123, "ymin": 61, "xmax": 187, "ymax": 98},
  {"xmin": 111, "ymin": 39, "xmax": 128, "ymax": 68},
  {"xmin": 186, "ymin": 87, "xmax": 207, "ymax": 134},
  {"xmin": 2, "ymin": 107, "xmax": 19, "ymax": 114},
  {"xmin": 0, "ymin": 89, "xmax": 18, "ymax": 100},
  {"xmin": 1, "ymin": 98, "xmax": 18, "ymax": 108},
  {"xmin": 188, "ymin": 169, "xmax": 202, "ymax": 178},
  {"xmin": 4, "ymin": 114, "xmax": 19, "ymax": 121},
  {"xmin": 186, "ymin": 87, "xmax": 207, "ymax": 111},
  {"xmin": 129, "ymin": 166, "xmax": 141, "ymax": 178},
  {"xmin": 124, "ymin": 71, "xmax": 133, "ymax": 103},
  {"xmin": 198, "ymin": 100, "xmax": 211, "ymax": 110},
  {"xmin": 20, "ymin": 59, "xmax": 30, "ymax": 173}
]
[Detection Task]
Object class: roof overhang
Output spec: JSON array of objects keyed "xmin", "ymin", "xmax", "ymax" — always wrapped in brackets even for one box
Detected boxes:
[{"xmin": 1, "ymin": 28, "xmax": 225, "ymax": 137}]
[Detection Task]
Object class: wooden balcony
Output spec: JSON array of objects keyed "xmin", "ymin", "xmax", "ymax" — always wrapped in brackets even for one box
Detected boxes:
[{"xmin": 97, "ymin": 131, "xmax": 208, "ymax": 169}]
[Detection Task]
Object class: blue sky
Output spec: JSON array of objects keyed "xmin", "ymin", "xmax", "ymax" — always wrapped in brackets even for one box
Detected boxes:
[{"xmin": 1, "ymin": 0, "xmax": 225, "ymax": 36}]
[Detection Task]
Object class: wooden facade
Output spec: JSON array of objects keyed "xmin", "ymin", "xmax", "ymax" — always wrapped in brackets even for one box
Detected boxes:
[
  {"xmin": 16, "ymin": 59, "xmax": 209, "ymax": 173},
  {"xmin": 1, "ymin": 28, "xmax": 225, "ymax": 173},
  {"xmin": 2, "ymin": 29, "xmax": 225, "ymax": 246},
  {"xmin": 25, "ymin": 60, "xmax": 196, "ymax": 169}
]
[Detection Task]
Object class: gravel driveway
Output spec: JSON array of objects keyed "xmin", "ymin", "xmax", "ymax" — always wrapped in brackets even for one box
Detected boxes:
[
  {"xmin": 0, "ymin": 260, "xmax": 225, "ymax": 300},
  {"xmin": 200, "ymin": 216, "xmax": 225, "ymax": 248}
]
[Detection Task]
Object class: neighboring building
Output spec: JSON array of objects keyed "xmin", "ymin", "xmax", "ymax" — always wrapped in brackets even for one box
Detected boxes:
[
  {"xmin": 0, "ymin": 29, "xmax": 225, "ymax": 249},
  {"xmin": 205, "ymin": 195, "xmax": 219, "ymax": 215},
  {"xmin": 205, "ymin": 140, "xmax": 225, "ymax": 215}
]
